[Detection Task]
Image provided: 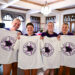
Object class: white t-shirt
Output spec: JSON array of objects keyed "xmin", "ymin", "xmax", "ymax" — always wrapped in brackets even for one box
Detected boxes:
[
  {"xmin": 14, "ymin": 35, "xmax": 43, "ymax": 69},
  {"xmin": 60, "ymin": 35, "xmax": 75, "ymax": 68},
  {"xmin": 41, "ymin": 36, "xmax": 61, "ymax": 69},
  {"xmin": 0, "ymin": 29, "xmax": 18, "ymax": 64}
]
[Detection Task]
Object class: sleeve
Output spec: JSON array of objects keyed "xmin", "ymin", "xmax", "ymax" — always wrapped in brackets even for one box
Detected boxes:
[
  {"xmin": 55, "ymin": 33, "xmax": 58, "ymax": 37},
  {"xmin": 41, "ymin": 32, "xmax": 46, "ymax": 37},
  {"xmin": 54, "ymin": 32, "xmax": 58, "ymax": 37},
  {"xmin": 70, "ymin": 33, "xmax": 74, "ymax": 35},
  {"xmin": 16, "ymin": 30, "xmax": 23, "ymax": 35},
  {"xmin": 59, "ymin": 32, "xmax": 62, "ymax": 35}
]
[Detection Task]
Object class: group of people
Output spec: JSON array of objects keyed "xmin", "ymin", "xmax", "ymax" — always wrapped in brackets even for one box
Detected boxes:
[{"xmin": 0, "ymin": 18, "xmax": 74, "ymax": 75}]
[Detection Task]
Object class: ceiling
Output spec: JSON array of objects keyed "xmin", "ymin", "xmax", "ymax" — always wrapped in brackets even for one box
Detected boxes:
[
  {"xmin": 0, "ymin": 4, "xmax": 2, "ymax": 6},
  {"xmin": 56, "ymin": 4, "xmax": 75, "ymax": 11},
  {"xmin": 8, "ymin": 6, "xmax": 30, "ymax": 11},
  {"xmin": 20, "ymin": 0, "xmax": 64, "ymax": 6},
  {"xmin": 27, "ymin": 0, "xmax": 59, "ymax": 4},
  {"xmin": 0, "ymin": 0, "xmax": 75, "ymax": 14}
]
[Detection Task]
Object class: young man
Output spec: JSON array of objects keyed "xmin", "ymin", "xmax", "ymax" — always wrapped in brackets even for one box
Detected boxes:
[
  {"xmin": 24, "ymin": 22, "xmax": 37, "ymax": 75},
  {"xmin": 58, "ymin": 23, "xmax": 73, "ymax": 75},
  {"xmin": 41, "ymin": 22, "xmax": 58, "ymax": 75},
  {"xmin": 3, "ymin": 18, "xmax": 22, "ymax": 75}
]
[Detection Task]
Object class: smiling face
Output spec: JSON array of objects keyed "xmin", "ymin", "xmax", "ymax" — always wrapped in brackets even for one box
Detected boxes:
[
  {"xmin": 47, "ymin": 22, "xmax": 54, "ymax": 33},
  {"xmin": 62, "ymin": 24, "xmax": 69, "ymax": 34},
  {"xmin": 12, "ymin": 19, "xmax": 21, "ymax": 30},
  {"xmin": 26, "ymin": 25, "xmax": 34, "ymax": 36}
]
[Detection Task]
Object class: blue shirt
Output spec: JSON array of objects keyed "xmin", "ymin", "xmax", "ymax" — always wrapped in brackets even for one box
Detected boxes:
[
  {"xmin": 59, "ymin": 32, "xmax": 73, "ymax": 35},
  {"xmin": 25, "ymin": 33, "xmax": 36, "ymax": 36},
  {"xmin": 5, "ymin": 28, "xmax": 22, "ymax": 35},
  {"xmin": 41, "ymin": 31, "xmax": 58, "ymax": 37}
]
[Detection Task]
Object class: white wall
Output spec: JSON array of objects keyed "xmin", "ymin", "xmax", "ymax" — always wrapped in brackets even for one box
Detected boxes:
[
  {"xmin": 0, "ymin": 10, "xmax": 2, "ymax": 22},
  {"xmin": 25, "ymin": 13, "xmax": 31, "ymax": 24},
  {"xmin": 40, "ymin": 15, "xmax": 46, "ymax": 32}
]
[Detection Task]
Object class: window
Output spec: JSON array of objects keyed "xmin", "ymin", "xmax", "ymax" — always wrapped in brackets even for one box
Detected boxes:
[
  {"xmin": 3, "ymin": 14, "xmax": 13, "ymax": 28},
  {"xmin": 30, "ymin": 16, "xmax": 40, "ymax": 33}
]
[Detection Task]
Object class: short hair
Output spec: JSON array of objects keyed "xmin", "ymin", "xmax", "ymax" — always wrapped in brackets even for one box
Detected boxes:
[
  {"xmin": 13, "ymin": 18, "xmax": 21, "ymax": 22},
  {"xmin": 26, "ymin": 22, "xmax": 34, "ymax": 28},
  {"xmin": 48, "ymin": 22, "xmax": 54, "ymax": 26}
]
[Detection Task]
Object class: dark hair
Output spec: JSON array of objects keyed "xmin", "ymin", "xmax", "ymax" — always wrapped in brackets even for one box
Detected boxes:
[{"xmin": 26, "ymin": 22, "xmax": 34, "ymax": 28}]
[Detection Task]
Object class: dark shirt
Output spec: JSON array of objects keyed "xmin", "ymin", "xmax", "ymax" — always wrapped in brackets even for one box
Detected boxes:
[
  {"xmin": 5, "ymin": 28, "xmax": 22, "ymax": 35},
  {"xmin": 5, "ymin": 28, "xmax": 10, "ymax": 30},
  {"xmin": 41, "ymin": 31, "xmax": 58, "ymax": 37},
  {"xmin": 25, "ymin": 33, "xmax": 36, "ymax": 36},
  {"xmin": 59, "ymin": 32, "xmax": 73, "ymax": 35}
]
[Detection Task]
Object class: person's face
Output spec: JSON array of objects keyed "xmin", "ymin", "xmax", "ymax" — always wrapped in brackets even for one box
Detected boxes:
[
  {"xmin": 26, "ymin": 25, "xmax": 34, "ymax": 35},
  {"xmin": 62, "ymin": 24, "xmax": 69, "ymax": 34},
  {"xmin": 47, "ymin": 23, "xmax": 54, "ymax": 32},
  {"xmin": 12, "ymin": 20, "xmax": 21, "ymax": 30}
]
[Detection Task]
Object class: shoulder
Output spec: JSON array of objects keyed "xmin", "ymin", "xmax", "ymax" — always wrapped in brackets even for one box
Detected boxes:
[
  {"xmin": 24, "ymin": 33, "xmax": 36, "ymax": 36},
  {"xmin": 24, "ymin": 34, "xmax": 28, "ymax": 36},
  {"xmin": 5, "ymin": 28, "xmax": 10, "ymax": 31},
  {"xmin": 33, "ymin": 33, "xmax": 36, "ymax": 36},
  {"xmin": 59, "ymin": 32, "xmax": 63, "ymax": 35},
  {"xmin": 54, "ymin": 32, "xmax": 58, "ymax": 35},
  {"xmin": 41, "ymin": 32, "xmax": 47, "ymax": 37},
  {"xmin": 16, "ymin": 30, "xmax": 23, "ymax": 35},
  {"xmin": 53, "ymin": 32, "xmax": 58, "ymax": 36},
  {"xmin": 59, "ymin": 32, "xmax": 73, "ymax": 35},
  {"xmin": 68, "ymin": 32, "xmax": 73, "ymax": 35}
]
